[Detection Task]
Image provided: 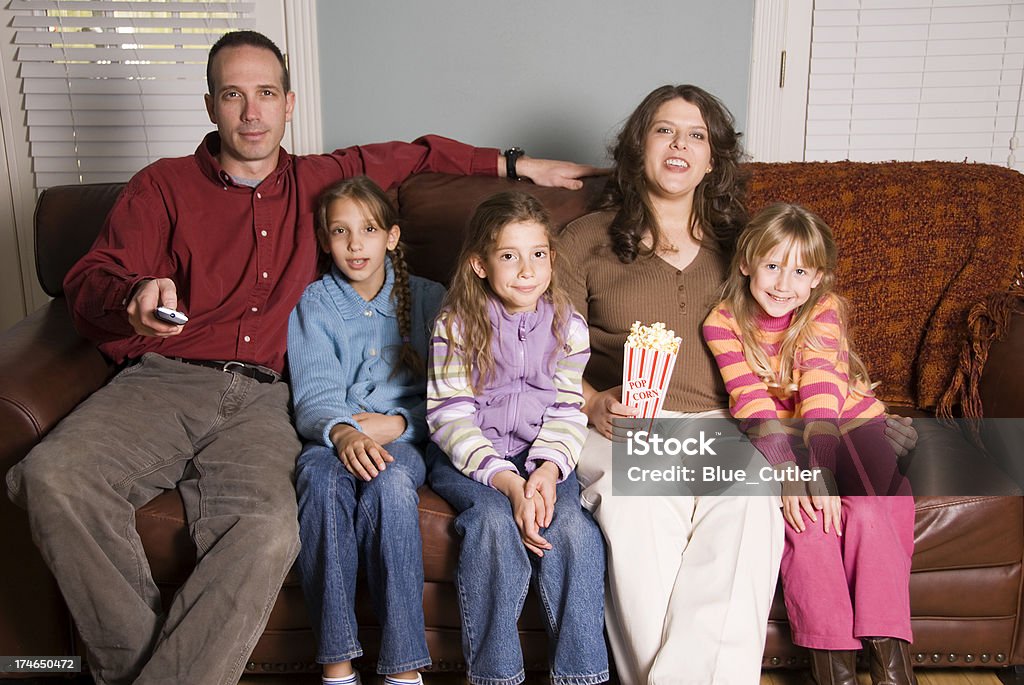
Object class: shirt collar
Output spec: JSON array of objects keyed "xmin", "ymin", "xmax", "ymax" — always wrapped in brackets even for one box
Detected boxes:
[
  {"xmin": 193, "ymin": 131, "xmax": 293, "ymax": 189},
  {"xmin": 328, "ymin": 258, "xmax": 397, "ymax": 320},
  {"xmin": 487, "ymin": 294, "xmax": 549, "ymax": 332},
  {"xmin": 754, "ymin": 308, "xmax": 794, "ymax": 332}
]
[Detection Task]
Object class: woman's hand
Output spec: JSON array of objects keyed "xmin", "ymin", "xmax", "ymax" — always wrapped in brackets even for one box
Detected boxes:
[
  {"xmin": 884, "ymin": 414, "xmax": 917, "ymax": 457},
  {"xmin": 329, "ymin": 424, "xmax": 394, "ymax": 481},
  {"xmin": 584, "ymin": 385, "xmax": 639, "ymax": 441},
  {"xmin": 493, "ymin": 471, "xmax": 551, "ymax": 557},
  {"xmin": 513, "ymin": 156, "xmax": 609, "ymax": 190}
]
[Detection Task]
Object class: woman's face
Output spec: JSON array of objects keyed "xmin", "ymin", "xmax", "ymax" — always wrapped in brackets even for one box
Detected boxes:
[{"xmin": 642, "ymin": 97, "xmax": 713, "ymax": 203}]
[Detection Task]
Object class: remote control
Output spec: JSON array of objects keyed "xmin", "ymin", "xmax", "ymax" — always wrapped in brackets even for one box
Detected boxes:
[{"xmin": 155, "ymin": 306, "xmax": 189, "ymax": 325}]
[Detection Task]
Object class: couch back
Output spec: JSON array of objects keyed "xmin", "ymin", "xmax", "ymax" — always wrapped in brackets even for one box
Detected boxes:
[{"xmin": 35, "ymin": 161, "xmax": 1024, "ymax": 410}]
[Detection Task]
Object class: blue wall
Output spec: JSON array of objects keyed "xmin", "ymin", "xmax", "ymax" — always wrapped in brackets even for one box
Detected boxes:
[{"xmin": 316, "ymin": 1, "xmax": 755, "ymax": 166}]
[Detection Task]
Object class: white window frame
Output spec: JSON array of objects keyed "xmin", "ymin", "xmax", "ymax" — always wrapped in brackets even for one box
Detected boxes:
[
  {"xmin": 0, "ymin": 0, "xmax": 321, "ymax": 319},
  {"xmin": 747, "ymin": 0, "xmax": 1024, "ymax": 168}
]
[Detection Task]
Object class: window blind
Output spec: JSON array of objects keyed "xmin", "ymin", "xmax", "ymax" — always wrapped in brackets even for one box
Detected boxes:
[
  {"xmin": 9, "ymin": 0, "xmax": 255, "ymax": 188},
  {"xmin": 805, "ymin": 0, "xmax": 1024, "ymax": 171}
]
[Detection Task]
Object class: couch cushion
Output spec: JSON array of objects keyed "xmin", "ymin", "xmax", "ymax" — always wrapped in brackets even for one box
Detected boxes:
[{"xmin": 745, "ymin": 161, "xmax": 1024, "ymax": 409}]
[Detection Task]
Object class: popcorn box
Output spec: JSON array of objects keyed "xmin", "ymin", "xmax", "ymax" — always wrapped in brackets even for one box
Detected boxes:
[{"xmin": 621, "ymin": 322, "xmax": 681, "ymax": 425}]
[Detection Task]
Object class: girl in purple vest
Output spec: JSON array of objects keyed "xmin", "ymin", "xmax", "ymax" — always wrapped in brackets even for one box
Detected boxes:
[{"xmin": 425, "ymin": 191, "xmax": 608, "ymax": 685}]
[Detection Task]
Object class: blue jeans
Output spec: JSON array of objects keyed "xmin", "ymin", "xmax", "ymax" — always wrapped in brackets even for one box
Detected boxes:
[
  {"xmin": 295, "ymin": 440, "xmax": 430, "ymax": 675},
  {"xmin": 426, "ymin": 444, "xmax": 609, "ymax": 685}
]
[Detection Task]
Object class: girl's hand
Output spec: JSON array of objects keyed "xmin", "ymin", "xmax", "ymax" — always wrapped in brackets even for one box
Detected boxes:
[
  {"xmin": 584, "ymin": 386, "xmax": 639, "ymax": 441},
  {"xmin": 352, "ymin": 412, "xmax": 406, "ymax": 446},
  {"xmin": 884, "ymin": 414, "xmax": 917, "ymax": 457},
  {"xmin": 778, "ymin": 462, "xmax": 813, "ymax": 531},
  {"xmin": 811, "ymin": 495, "xmax": 843, "ymax": 536},
  {"xmin": 808, "ymin": 468, "xmax": 842, "ymax": 536},
  {"xmin": 781, "ymin": 491, "xmax": 814, "ymax": 532},
  {"xmin": 493, "ymin": 471, "xmax": 552, "ymax": 557},
  {"xmin": 525, "ymin": 461, "xmax": 559, "ymax": 529},
  {"xmin": 329, "ymin": 424, "xmax": 393, "ymax": 481}
]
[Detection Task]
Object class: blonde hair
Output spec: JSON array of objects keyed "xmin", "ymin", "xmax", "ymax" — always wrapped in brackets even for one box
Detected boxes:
[
  {"xmin": 440, "ymin": 191, "xmax": 572, "ymax": 394},
  {"xmin": 720, "ymin": 202, "xmax": 873, "ymax": 395},
  {"xmin": 314, "ymin": 176, "xmax": 422, "ymax": 379}
]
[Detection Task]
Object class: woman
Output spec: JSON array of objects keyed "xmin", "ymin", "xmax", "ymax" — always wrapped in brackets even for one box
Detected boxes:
[{"xmin": 557, "ymin": 84, "xmax": 917, "ymax": 685}]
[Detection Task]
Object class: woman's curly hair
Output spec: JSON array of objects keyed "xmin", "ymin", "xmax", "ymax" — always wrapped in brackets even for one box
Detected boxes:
[{"xmin": 601, "ymin": 84, "xmax": 749, "ymax": 263}]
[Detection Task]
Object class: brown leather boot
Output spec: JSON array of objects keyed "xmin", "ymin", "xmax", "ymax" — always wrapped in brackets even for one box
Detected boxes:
[
  {"xmin": 807, "ymin": 648, "xmax": 858, "ymax": 685},
  {"xmin": 864, "ymin": 637, "xmax": 917, "ymax": 685}
]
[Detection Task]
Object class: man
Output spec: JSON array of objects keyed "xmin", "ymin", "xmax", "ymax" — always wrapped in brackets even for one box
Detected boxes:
[{"xmin": 5, "ymin": 30, "xmax": 600, "ymax": 685}]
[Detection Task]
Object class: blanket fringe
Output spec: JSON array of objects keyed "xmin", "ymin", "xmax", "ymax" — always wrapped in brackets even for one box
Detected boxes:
[{"xmin": 937, "ymin": 292, "xmax": 1023, "ymax": 427}]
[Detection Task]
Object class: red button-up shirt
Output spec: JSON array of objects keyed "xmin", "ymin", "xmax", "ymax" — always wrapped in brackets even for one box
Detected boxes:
[{"xmin": 63, "ymin": 132, "xmax": 497, "ymax": 374}]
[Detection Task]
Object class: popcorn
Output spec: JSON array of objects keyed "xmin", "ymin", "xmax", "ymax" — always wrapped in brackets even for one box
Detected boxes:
[
  {"xmin": 621, "ymin": 321, "xmax": 682, "ymax": 422},
  {"xmin": 625, "ymin": 321, "xmax": 681, "ymax": 355}
]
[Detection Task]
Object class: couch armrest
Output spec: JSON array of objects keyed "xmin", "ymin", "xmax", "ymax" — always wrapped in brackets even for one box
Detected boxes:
[
  {"xmin": 0, "ymin": 299, "xmax": 112, "ymax": 474},
  {"xmin": 979, "ymin": 297, "xmax": 1024, "ymax": 418},
  {"xmin": 977, "ymin": 298, "xmax": 1024, "ymax": 487},
  {"xmin": 0, "ymin": 299, "xmax": 111, "ymax": 660}
]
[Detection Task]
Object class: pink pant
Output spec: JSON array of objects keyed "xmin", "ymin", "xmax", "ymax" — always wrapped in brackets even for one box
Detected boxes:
[{"xmin": 781, "ymin": 495, "xmax": 915, "ymax": 649}]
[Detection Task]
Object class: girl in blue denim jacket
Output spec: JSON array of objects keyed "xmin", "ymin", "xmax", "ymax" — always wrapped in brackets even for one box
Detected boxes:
[
  {"xmin": 426, "ymin": 191, "xmax": 609, "ymax": 685},
  {"xmin": 288, "ymin": 176, "xmax": 444, "ymax": 685}
]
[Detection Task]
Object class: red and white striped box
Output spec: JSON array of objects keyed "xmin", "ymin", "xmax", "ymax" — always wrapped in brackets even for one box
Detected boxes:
[{"xmin": 620, "ymin": 322, "xmax": 681, "ymax": 427}]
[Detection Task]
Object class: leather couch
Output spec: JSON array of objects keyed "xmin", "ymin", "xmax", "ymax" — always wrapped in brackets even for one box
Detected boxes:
[{"xmin": 2, "ymin": 162, "xmax": 1024, "ymax": 679}]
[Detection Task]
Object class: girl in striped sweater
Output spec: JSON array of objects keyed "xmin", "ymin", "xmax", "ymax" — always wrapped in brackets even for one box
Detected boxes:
[
  {"xmin": 426, "ymin": 192, "xmax": 608, "ymax": 685},
  {"xmin": 702, "ymin": 202, "xmax": 916, "ymax": 685},
  {"xmin": 288, "ymin": 176, "xmax": 445, "ymax": 685}
]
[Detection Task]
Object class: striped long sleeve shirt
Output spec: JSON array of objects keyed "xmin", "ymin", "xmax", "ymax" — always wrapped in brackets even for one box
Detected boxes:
[
  {"xmin": 427, "ymin": 296, "xmax": 591, "ymax": 488},
  {"xmin": 702, "ymin": 293, "xmax": 885, "ymax": 471}
]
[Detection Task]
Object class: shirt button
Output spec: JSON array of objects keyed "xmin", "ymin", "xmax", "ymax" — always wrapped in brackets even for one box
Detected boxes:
[
  {"xmin": 368, "ymin": 348, "xmax": 377, "ymax": 356},
  {"xmin": 256, "ymin": 192, "xmax": 262, "ymax": 199},
  {"xmin": 260, "ymin": 230, "xmax": 268, "ymax": 237},
  {"xmin": 244, "ymin": 335, "xmax": 251, "ymax": 343},
  {"xmin": 262, "ymin": 271, "xmax": 269, "ymax": 279},
  {"xmin": 364, "ymin": 310, "xmax": 373, "ymax": 317},
  {"xmin": 251, "ymin": 307, "xmax": 258, "ymax": 313}
]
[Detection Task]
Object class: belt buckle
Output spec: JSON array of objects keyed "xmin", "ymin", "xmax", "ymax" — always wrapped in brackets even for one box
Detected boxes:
[{"xmin": 222, "ymin": 361, "xmax": 246, "ymax": 375}]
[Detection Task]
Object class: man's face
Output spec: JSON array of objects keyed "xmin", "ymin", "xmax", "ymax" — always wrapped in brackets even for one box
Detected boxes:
[{"xmin": 205, "ymin": 44, "xmax": 295, "ymax": 179}]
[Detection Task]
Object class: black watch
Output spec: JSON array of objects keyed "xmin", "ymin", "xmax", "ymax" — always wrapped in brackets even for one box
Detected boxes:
[{"xmin": 504, "ymin": 147, "xmax": 525, "ymax": 181}]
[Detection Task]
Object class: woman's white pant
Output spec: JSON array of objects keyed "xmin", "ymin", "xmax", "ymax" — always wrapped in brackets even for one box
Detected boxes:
[{"xmin": 577, "ymin": 410, "xmax": 785, "ymax": 685}]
